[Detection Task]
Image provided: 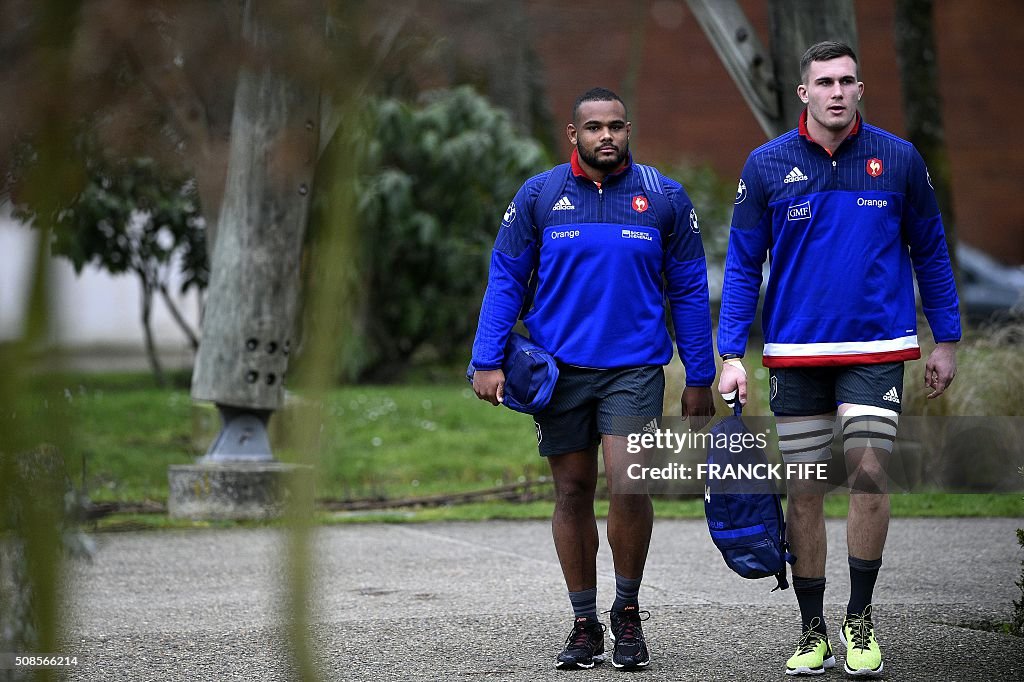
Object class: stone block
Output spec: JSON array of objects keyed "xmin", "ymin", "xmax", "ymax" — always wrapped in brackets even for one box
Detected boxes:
[{"xmin": 167, "ymin": 462, "xmax": 314, "ymax": 520}]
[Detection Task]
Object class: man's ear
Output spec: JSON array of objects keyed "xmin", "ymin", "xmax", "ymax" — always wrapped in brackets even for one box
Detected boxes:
[
  {"xmin": 566, "ymin": 123, "xmax": 578, "ymax": 145},
  {"xmin": 797, "ymin": 83, "xmax": 808, "ymax": 104}
]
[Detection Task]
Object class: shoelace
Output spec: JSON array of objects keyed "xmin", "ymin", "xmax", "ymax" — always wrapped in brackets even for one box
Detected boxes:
[
  {"xmin": 610, "ymin": 609, "xmax": 651, "ymax": 643},
  {"xmin": 847, "ymin": 615, "xmax": 874, "ymax": 651},
  {"xmin": 796, "ymin": 628, "xmax": 827, "ymax": 655},
  {"xmin": 565, "ymin": 621, "xmax": 603, "ymax": 649}
]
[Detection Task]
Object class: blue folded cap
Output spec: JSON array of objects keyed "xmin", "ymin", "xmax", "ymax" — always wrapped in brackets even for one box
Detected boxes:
[{"xmin": 466, "ymin": 332, "xmax": 559, "ymax": 414}]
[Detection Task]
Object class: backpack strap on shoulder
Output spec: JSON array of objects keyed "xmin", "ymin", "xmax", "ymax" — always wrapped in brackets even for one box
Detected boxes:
[
  {"xmin": 634, "ymin": 163, "xmax": 676, "ymax": 242},
  {"xmin": 531, "ymin": 163, "xmax": 571, "ymax": 230},
  {"xmin": 520, "ymin": 163, "xmax": 570, "ymax": 320},
  {"xmin": 634, "ymin": 163, "xmax": 664, "ymax": 196}
]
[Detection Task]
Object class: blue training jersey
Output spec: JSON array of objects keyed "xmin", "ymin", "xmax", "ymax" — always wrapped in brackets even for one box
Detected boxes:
[
  {"xmin": 472, "ymin": 150, "xmax": 716, "ymax": 386},
  {"xmin": 718, "ymin": 112, "xmax": 961, "ymax": 367}
]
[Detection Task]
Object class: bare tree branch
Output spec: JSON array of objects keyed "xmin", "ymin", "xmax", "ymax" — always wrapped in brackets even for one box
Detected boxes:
[
  {"xmin": 158, "ymin": 282, "xmax": 200, "ymax": 350},
  {"xmin": 138, "ymin": 275, "xmax": 165, "ymax": 387}
]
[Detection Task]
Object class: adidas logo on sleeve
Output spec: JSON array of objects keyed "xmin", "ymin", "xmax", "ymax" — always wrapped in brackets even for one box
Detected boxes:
[
  {"xmin": 552, "ymin": 196, "xmax": 576, "ymax": 210},
  {"xmin": 783, "ymin": 167, "xmax": 809, "ymax": 184}
]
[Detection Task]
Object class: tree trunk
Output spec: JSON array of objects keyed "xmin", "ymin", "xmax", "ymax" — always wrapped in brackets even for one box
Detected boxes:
[
  {"xmin": 189, "ymin": 1, "xmax": 322, "ymax": 411},
  {"xmin": 894, "ymin": 0, "xmax": 958, "ymax": 272},
  {"xmin": 159, "ymin": 282, "xmax": 200, "ymax": 351},
  {"xmin": 139, "ymin": 276, "xmax": 165, "ymax": 387},
  {"xmin": 767, "ymin": 0, "xmax": 860, "ymax": 133}
]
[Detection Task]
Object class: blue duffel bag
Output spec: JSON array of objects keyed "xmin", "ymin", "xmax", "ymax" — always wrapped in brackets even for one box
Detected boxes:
[{"xmin": 466, "ymin": 332, "xmax": 559, "ymax": 414}]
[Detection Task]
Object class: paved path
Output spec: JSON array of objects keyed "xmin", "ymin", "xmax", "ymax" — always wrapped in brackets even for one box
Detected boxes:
[{"xmin": 62, "ymin": 518, "xmax": 1024, "ymax": 681}]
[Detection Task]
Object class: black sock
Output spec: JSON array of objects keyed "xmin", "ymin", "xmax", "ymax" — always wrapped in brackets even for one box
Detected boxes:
[
  {"xmin": 847, "ymin": 555, "xmax": 882, "ymax": 616},
  {"xmin": 793, "ymin": 576, "xmax": 827, "ymax": 634},
  {"xmin": 611, "ymin": 573, "xmax": 643, "ymax": 611},
  {"xmin": 569, "ymin": 587, "xmax": 598, "ymax": 621}
]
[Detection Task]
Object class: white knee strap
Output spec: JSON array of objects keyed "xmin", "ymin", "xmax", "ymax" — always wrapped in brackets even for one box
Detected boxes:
[
  {"xmin": 776, "ymin": 418, "xmax": 835, "ymax": 463},
  {"xmin": 840, "ymin": 405, "xmax": 899, "ymax": 454}
]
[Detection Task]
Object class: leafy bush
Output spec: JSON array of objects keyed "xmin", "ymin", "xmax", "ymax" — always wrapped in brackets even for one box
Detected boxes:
[{"xmin": 322, "ymin": 87, "xmax": 548, "ymax": 381}]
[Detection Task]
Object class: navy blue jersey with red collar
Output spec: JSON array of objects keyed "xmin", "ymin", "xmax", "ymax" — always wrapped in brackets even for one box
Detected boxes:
[
  {"xmin": 718, "ymin": 113, "xmax": 961, "ymax": 367},
  {"xmin": 472, "ymin": 150, "xmax": 715, "ymax": 386}
]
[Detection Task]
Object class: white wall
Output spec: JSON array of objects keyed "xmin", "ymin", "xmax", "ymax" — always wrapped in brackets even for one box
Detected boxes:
[{"xmin": 0, "ymin": 214, "xmax": 201, "ymax": 355}]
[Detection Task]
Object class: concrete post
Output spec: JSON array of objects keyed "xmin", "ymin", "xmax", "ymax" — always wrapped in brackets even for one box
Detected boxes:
[{"xmin": 172, "ymin": 0, "xmax": 322, "ymax": 519}]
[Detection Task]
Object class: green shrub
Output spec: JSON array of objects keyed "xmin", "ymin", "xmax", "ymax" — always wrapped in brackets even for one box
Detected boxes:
[{"xmin": 314, "ymin": 87, "xmax": 548, "ymax": 382}]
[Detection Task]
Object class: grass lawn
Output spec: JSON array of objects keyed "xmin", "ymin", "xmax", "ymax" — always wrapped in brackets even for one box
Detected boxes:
[
  {"xmin": 62, "ymin": 372, "xmax": 546, "ymax": 503},
  {"xmin": 28, "ymin": 371, "xmax": 1021, "ymax": 527}
]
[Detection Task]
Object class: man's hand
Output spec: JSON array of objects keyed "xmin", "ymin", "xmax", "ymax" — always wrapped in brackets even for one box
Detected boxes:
[
  {"xmin": 924, "ymin": 342, "xmax": 957, "ymax": 399},
  {"xmin": 682, "ymin": 386, "xmax": 716, "ymax": 431},
  {"xmin": 717, "ymin": 359, "xmax": 748, "ymax": 408},
  {"xmin": 472, "ymin": 369, "xmax": 505, "ymax": 406}
]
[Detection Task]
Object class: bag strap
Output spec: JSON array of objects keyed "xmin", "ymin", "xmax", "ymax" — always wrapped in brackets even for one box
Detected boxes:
[
  {"xmin": 531, "ymin": 163, "xmax": 571, "ymax": 231},
  {"xmin": 634, "ymin": 163, "xmax": 676, "ymax": 243},
  {"xmin": 519, "ymin": 164, "xmax": 570, "ymax": 319}
]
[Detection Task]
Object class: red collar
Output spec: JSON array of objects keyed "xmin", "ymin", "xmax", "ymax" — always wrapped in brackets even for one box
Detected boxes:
[
  {"xmin": 798, "ymin": 109, "xmax": 861, "ymax": 153},
  {"xmin": 570, "ymin": 148, "xmax": 630, "ymax": 182}
]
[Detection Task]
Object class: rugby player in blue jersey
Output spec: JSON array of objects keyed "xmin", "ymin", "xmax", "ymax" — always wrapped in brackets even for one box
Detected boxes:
[
  {"xmin": 471, "ymin": 88, "xmax": 716, "ymax": 670},
  {"xmin": 717, "ymin": 42, "xmax": 959, "ymax": 677}
]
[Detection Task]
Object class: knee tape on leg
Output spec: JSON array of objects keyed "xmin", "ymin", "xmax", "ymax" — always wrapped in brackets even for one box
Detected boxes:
[
  {"xmin": 841, "ymin": 405, "xmax": 898, "ymax": 454},
  {"xmin": 777, "ymin": 418, "xmax": 835, "ymax": 463}
]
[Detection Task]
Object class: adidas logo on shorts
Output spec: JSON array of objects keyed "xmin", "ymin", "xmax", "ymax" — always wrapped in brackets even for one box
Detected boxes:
[{"xmin": 882, "ymin": 386, "xmax": 900, "ymax": 404}]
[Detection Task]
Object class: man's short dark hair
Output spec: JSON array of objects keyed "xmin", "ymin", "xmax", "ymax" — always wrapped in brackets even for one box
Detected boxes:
[
  {"xmin": 572, "ymin": 87, "xmax": 627, "ymax": 122},
  {"xmin": 799, "ymin": 41, "xmax": 858, "ymax": 83}
]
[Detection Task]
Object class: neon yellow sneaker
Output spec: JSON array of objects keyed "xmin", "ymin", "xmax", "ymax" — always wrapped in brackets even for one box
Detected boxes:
[
  {"xmin": 840, "ymin": 605, "xmax": 883, "ymax": 677},
  {"xmin": 785, "ymin": 618, "xmax": 835, "ymax": 676}
]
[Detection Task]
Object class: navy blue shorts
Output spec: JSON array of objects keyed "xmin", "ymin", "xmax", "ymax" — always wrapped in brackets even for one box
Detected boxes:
[
  {"xmin": 769, "ymin": 362, "xmax": 904, "ymax": 416},
  {"xmin": 533, "ymin": 365, "xmax": 665, "ymax": 457}
]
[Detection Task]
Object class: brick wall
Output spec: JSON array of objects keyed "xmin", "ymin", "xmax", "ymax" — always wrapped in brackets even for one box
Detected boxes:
[{"xmin": 524, "ymin": 0, "xmax": 1024, "ymax": 263}]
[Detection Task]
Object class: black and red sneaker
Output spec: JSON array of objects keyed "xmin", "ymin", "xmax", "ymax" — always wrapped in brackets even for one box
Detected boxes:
[
  {"xmin": 608, "ymin": 605, "xmax": 651, "ymax": 669},
  {"xmin": 555, "ymin": 616, "xmax": 606, "ymax": 670}
]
